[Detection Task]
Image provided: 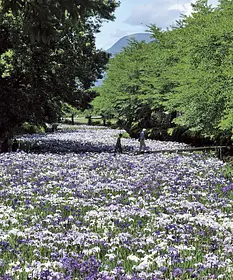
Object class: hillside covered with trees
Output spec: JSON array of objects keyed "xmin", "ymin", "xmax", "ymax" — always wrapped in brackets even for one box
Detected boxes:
[{"xmin": 92, "ymin": 0, "xmax": 233, "ymax": 146}]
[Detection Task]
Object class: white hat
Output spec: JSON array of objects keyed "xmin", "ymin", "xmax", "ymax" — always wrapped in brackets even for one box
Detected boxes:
[{"xmin": 142, "ymin": 128, "xmax": 146, "ymax": 131}]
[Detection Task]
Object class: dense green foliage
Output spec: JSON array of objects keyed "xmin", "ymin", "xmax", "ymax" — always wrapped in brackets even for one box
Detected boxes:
[
  {"xmin": 93, "ymin": 0, "xmax": 233, "ymax": 144},
  {"xmin": 0, "ymin": 1, "xmax": 119, "ymax": 138},
  {"xmin": 1, "ymin": 0, "xmax": 118, "ymax": 43}
]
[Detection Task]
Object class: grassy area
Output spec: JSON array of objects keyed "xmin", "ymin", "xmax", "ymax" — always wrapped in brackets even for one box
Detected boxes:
[{"xmin": 63, "ymin": 116, "xmax": 117, "ymax": 127}]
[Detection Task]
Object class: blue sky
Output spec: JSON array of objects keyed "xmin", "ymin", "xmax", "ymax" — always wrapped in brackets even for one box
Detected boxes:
[{"xmin": 95, "ymin": 0, "xmax": 219, "ymax": 50}]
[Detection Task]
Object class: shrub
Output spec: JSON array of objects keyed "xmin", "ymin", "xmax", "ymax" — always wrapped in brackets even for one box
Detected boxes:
[{"xmin": 21, "ymin": 122, "xmax": 45, "ymax": 134}]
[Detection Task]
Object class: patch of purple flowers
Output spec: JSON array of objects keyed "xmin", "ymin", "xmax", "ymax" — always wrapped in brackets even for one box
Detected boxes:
[{"xmin": 222, "ymin": 183, "xmax": 233, "ymax": 193}]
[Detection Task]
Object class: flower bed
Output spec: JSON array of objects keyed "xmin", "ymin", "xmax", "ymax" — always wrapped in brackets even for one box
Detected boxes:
[{"xmin": 0, "ymin": 126, "xmax": 232, "ymax": 279}]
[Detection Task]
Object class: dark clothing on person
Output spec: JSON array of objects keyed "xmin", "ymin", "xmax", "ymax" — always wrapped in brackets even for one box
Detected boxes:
[
  {"xmin": 114, "ymin": 134, "xmax": 123, "ymax": 154},
  {"xmin": 12, "ymin": 139, "xmax": 19, "ymax": 152},
  {"xmin": 139, "ymin": 129, "xmax": 146, "ymax": 152}
]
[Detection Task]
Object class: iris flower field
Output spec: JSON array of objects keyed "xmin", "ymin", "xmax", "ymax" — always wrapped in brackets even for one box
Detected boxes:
[{"xmin": 1, "ymin": 125, "xmax": 233, "ymax": 279}]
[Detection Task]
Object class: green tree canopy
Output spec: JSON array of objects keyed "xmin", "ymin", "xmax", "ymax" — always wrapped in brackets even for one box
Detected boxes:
[
  {"xmin": 1, "ymin": 0, "xmax": 119, "ymax": 43},
  {"xmin": 92, "ymin": 39, "xmax": 173, "ymax": 135},
  {"xmin": 0, "ymin": 1, "xmax": 117, "ymax": 138},
  {"xmin": 159, "ymin": 0, "xmax": 233, "ymax": 140},
  {"xmin": 93, "ymin": 0, "xmax": 233, "ymax": 144}
]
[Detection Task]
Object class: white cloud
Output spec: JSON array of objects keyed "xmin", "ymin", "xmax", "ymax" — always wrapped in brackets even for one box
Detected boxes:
[
  {"xmin": 124, "ymin": 1, "xmax": 193, "ymax": 28},
  {"xmin": 168, "ymin": 2, "xmax": 192, "ymax": 14},
  {"xmin": 124, "ymin": 0, "xmax": 218, "ymax": 29}
]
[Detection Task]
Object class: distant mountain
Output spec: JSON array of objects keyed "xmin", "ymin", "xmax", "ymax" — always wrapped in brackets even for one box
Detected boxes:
[
  {"xmin": 107, "ymin": 33, "xmax": 153, "ymax": 56},
  {"xmin": 95, "ymin": 33, "xmax": 154, "ymax": 86}
]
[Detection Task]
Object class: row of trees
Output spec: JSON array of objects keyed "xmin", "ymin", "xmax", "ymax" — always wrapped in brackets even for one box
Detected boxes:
[
  {"xmin": 93, "ymin": 0, "xmax": 233, "ymax": 145},
  {"xmin": 0, "ymin": 0, "xmax": 119, "ymax": 138}
]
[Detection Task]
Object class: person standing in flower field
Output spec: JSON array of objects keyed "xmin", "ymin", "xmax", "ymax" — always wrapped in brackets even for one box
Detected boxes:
[
  {"xmin": 114, "ymin": 133, "xmax": 123, "ymax": 155},
  {"xmin": 12, "ymin": 139, "xmax": 19, "ymax": 152},
  {"xmin": 139, "ymin": 128, "xmax": 146, "ymax": 152}
]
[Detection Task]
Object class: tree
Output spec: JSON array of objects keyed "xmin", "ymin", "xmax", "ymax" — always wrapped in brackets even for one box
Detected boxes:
[
  {"xmin": 93, "ymin": 0, "xmax": 233, "ymax": 144},
  {"xmin": 93, "ymin": 38, "xmax": 176, "ymax": 138},
  {"xmin": 0, "ymin": 2, "xmax": 116, "ymax": 138},
  {"xmin": 159, "ymin": 0, "xmax": 233, "ymax": 142},
  {"xmin": 1, "ymin": 0, "xmax": 119, "ymax": 43}
]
